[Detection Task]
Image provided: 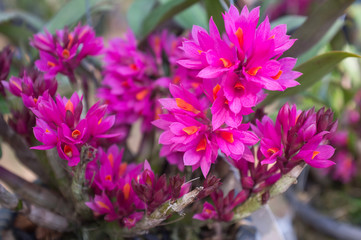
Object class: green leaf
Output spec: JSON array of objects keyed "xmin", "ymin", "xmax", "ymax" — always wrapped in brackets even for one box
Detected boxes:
[
  {"xmin": 270, "ymin": 15, "xmax": 306, "ymax": 33},
  {"xmin": 0, "ymin": 23, "xmax": 34, "ymax": 43},
  {"xmin": 127, "ymin": 0, "xmax": 157, "ymax": 38},
  {"xmin": 203, "ymin": 0, "xmax": 225, "ymax": 32},
  {"xmin": 0, "ymin": 95, "xmax": 9, "ymax": 114},
  {"xmin": 138, "ymin": 0, "xmax": 200, "ymax": 42},
  {"xmin": 174, "ymin": 3, "xmax": 207, "ymax": 29},
  {"xmin": 159, "ymin": 0, "xmax": 207, "ymax": 29},
  {"xmin": 260, "ymin": 0, "xmax": 278, "ymax": 18},
  {"xmin": 297, "ymin": 18, "xmax": 344, "ymax": 65},
  {"xmin": 261, "ymin": 51, "xmax": 361, "ymax": 106},
  {"xmin": 0, "ymin": 10, "xmax": 44, "ymax": 31},
  {"xmin": 45, "ymin": 0, "xmax": 104, "ymax": 33},
  {"xmin": 285, "ymin": 0, "xmax": 354, "ymax": 57}
]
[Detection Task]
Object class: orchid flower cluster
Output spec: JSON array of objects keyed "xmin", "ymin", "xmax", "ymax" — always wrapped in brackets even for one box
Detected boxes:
[
  {"xmin": 84, "ymin": 145, "xmax": 199, "ymax": 228},
  {"xmin": 194, "ymin": 103, "xmax": 337, "ymax": 221},
  {"xmin": 31, "ymin": 24, "xmax": 103, "ymax": 82},
  {"xmin": 97, "ymin": 29, "xmax": 202, "ymax": 137},
  {"xmin": 0, "ymin": 2, "xmax": 342, "ymax": 236},
  {"xmin": 154, "ymin": 5, "xmax": 301, "ymax": 177}
]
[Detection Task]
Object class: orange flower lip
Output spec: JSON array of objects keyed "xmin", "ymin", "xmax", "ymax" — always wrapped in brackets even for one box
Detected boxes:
[
  {"xmin": 219, "ymin": 131, "xmax": 234, "ymax": 143},
  {"xmin": 64, "ymin": 145, "xmax": 73, "ymax": 158},
  {"xmin": 267, "ymin": 147, "xmax": 279, "ymax": 155},
  {"xmin": 65, "ymin": 100, "xmax": 74, "ymax": 113},
  {"xmin": 247, "ymin": 66, "xmax": 262, "ymax": 76},
  {"xmin": 312, "ymin": 151, "xmax": 320, "ymax": 160},
  {"xmin": 234, "ymin": 82, "xmax": 245, "ymax": 91},
  {"xmin": 182, "ymin": 126, "xmax": 199, "ymax": 135},
  {"xmin": 71, "ymin": 129, "xmax": 81, "ymax": 139},
  {"xmin": 62, "ymin": 49, "xmax": 70, "ymax": 59},
  {"xmin": 176, "ymin": 98, "xmax": 200, "ymax": 114},
  {"xmin": 196, "ymin": 137, "xmax": 207, "ymax": 152},
  {"xmin": 219, "ymin": 58, "xmax": 233, "ymax": 68},
  {"xmin": 272, "ymin": 70, "xmax": 282, "ymax": 80},
  {"xmin": 123, "ymin": 183, "xmax": 131, "ymax": 200},
  {"xmin": 235, "ymin": 28, "xmax": 244, "ymax": 48}
]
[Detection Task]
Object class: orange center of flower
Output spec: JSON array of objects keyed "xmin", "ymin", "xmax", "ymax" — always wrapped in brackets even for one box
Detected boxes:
[
  {"xmin": 345, "ymin": 158, "xmax": 352, "ymax": 169},
  {"xmin": 123, "ymin": 183, "xmax": 131, "ymax": 200},
  {"xmin": 71, "ymin": 129, "xmax": 81, "ymax": 139},
  {"xmin": 176, "ymin": 98, "xmax": 200, "ymax": 114},
  {"xmin": 146, "ymin": 175, "xmax": 152, "ymax": 186},
  {"xmin": 312, "ymin": 151, "xmax": 320, "ymax": 160},
  {"xmin": 119, "ymin": 163, "xmax": 127, "ymax": 176},
  {"xmin": 247, "ymin": 66, "xmax": 262, "ymax": 76},
  {"xmin": 182, "ymin": 126, "xmax": 199, "ymax": 135},
  {"xmin": 96, "ymin": 201, "xmax": 110, "ymax": 210},
  {"xmin": 47, "ymin": 61, "xmax": 56, "ymax": 68},
  {"xmin": 33, "ymin": 98, "xmax": 38, "ymax": 104},
  {"xmin": 196, "ymin": 137, "xmax": 207, "ymax": 152},
  {"xmin": 219, "ymin": 58, "xmax": 232, "ymax": 68},
  {"xmin": 272, "ymin": 70, "xmax": 283, "ymax": 80},
  {"xmin": 268, "ymin": 35, "xmax": 275, "ymax": 40},
  {"xmin": 205, "ymin": 208, "xmax": 213, "ymax": 214},
  {"xmin": 235, "ymin": 28, "xmax": 244, "ymax": 48},
  {"xmin": 219, "ymin": 131, "xmax": 234, "ymax": 143},
  {"xmin": 234, "ymin": 82, "xmax": 245, "ymax": 91},
  {"xmin": 108, "ymin": 153, "xmax": 114, "ymax": 167},
  {"xmin": 45, "ymin": 129, "xmax": 50, "ymax": 133},
  {"xmin": 65, "ymin": 100, "xmax": 74, "ymax": 113},
  {"xmin": 98, "ymin": 118, "xmax": 103, "ymax": 125},
  {"xmin": 191, "ymin": 82, "xmax": 200, "ymax": 88},
  {"xmin": 267, "ymin": 147, "xmax": 279, "ymax": 155},
  {"xmin": 213, "ymin": 84, "xmax": 221, "ymax": 100},
  {"xmin": 197, "ymin": 49, "xmax": 203, "ymax": 54},
  {"xmin": 62, "ymin": 49, "xmax": 70, "ymax": 59},
  {"xmin": 136, "ymin": 89, "xmax": 149, "ymax": 101},
  {"xmin": 63, "ymin": 145, "xmax": 73, "ymax": 158},
  {"xmin": 173, "ymin": 75, "xmax": 181, "ymax": 84},
  {"xmin": 105, "ymin": 175, "xmax": 112, "ymax": 182},
  {"xmin": 129, "ymin": 63, "xmax": 138, "ymax": 71}
]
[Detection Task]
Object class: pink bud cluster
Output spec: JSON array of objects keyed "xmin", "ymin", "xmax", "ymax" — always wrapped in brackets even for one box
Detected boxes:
[
  {"xmin": 31, "ymin": 24, "xmax": 103, "ymax": 81},
  {"xmin": 97, "ymin": 30, "xmax": 201, "ymax": 139},
  {"xmin": 85, "ymin": 145, "xmax": 193, "ymax": 228},
  {"xmin": 195, "ymin": 103, "xmax": 338, "ymax": 221},
  {"xmin": 29, "ymin": 93, "xmax": 117, "ymax": 166},
  {"xmin": 154, "ymin": 5, "xmax": 301, "ymax": 177}
]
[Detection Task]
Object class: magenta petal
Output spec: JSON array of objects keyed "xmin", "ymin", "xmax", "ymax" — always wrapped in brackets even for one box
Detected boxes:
[{"xmin": 183, "ymin": 149, "xmax": 201, "ymax": 166}]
